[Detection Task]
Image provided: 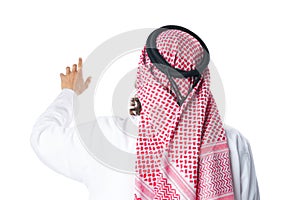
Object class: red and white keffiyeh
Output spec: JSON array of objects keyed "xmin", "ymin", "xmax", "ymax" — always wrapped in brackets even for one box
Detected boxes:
[{"xmin": 134, "ymin": 28, "xmax": 235, "ymax": 200}]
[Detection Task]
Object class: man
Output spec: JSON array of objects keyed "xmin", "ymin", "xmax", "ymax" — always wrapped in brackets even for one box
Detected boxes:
[{"xmin": 31, "ymin": 26, "xmax": 260, "ymax": 200}]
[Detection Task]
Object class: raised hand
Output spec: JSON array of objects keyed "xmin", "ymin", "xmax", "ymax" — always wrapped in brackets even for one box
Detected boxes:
[{"xmin": 60, "ymin": 57, "xmax": 92, "ymax": 95}]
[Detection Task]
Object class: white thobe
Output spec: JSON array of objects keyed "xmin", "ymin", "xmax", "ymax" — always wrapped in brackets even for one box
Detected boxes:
[{"xmin": 30, "ymin": 88, "xmax": 260, "ymax": 200}]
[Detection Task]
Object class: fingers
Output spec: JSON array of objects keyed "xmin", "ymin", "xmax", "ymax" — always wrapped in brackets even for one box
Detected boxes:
[
  {"xmin": 78, "ymin": 57, "xmax": 82, "ymax": 69},
  {"xmin": 65, "ymin": 58, "xmax": 82, "ymax": 74},
  {"xmin": 66, "ymin": 66, "xmax": 71, "ymax": 74},
  {"xmin": 72, "ymin": 64, "xmax": 77, "ymax": 72},
  {"xmin": 62, "ymin": 58, "xmax": 83, "ymax": 80}
]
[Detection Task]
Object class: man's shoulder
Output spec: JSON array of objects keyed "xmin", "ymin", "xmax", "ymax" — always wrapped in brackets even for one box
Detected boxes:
[
  {"xmin": 224, "ymin": 124, "xmax": 247, "ymax": 140},
  {"xmin": 223, "ymin": 124, "xmax": 251, "ymax": 153}
]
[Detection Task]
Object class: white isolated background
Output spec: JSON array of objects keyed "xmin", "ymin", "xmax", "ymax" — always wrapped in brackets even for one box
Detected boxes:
[{"xmin": 0, "ymin": 0, "xmax": 299, "ymax": 200}]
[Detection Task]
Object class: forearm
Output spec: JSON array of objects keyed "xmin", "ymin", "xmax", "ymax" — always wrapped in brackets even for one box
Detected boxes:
[
  {"xmin": 30, "ymin": 88, "xmax": 86, "ymax": 182},
  {"xmin": 33, "ymin": 88, "xmax": 76, "ymax": 130}
]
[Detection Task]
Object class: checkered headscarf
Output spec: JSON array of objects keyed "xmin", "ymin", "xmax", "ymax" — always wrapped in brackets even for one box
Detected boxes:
[{"xmin": 134, "ymin": 26, "xmax": 235, "ymax": 200}]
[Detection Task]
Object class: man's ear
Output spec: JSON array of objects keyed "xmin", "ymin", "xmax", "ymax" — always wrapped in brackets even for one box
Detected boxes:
[
  {"xmin": 129, "ymin": 97, "xmax": 141, "ymax": 116},
  {"xmin": 135, "ymin": 97, "xmax": 141, "ymax": 115},
  {"xmin": 129, "ymin": 97, "xmax": 137, "ymax": 116}
]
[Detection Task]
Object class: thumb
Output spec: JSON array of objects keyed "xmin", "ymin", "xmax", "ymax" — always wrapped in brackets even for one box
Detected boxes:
[{"xmin": 84, "ymin": 76, "xmax": 92, "ymax": 88}]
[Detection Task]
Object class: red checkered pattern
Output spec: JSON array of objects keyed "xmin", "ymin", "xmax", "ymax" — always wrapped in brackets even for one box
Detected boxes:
[{"xmin": 134, "ymin": 29, "xmax": 235, "ymax": 199}]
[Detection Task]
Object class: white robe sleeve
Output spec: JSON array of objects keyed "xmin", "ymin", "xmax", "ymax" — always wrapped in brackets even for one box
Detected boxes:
[
  {"xmin": 30, "ymin": 88, "xmax": 89, "ymax": 184},
  {"xmin": 240, "ymin": 137, "xmax": 260, "ymax": 200},
  {"xmin": 225, "ymin": 125, "xmax": 260, "ymax": 200}
]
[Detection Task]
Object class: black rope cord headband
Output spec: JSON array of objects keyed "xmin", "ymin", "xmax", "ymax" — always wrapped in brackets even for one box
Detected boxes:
[{"xmin": 146, "ymin": 25, "xmax": 210, "ymax": 106}]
